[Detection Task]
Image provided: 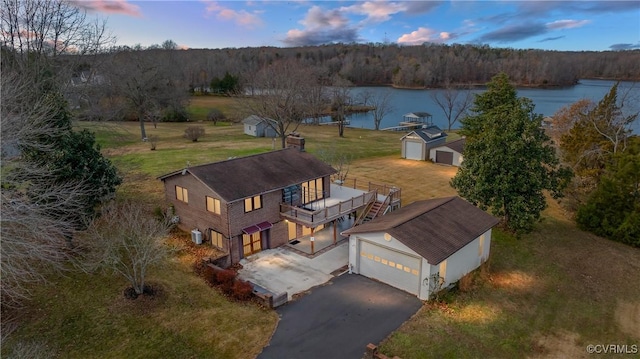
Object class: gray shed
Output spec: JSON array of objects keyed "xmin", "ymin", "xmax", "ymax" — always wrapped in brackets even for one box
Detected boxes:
[
  {"xmin": 242, "ymin": 115, "xmax": 277, "ymax": 138},
  {"xmin": 400, "ymin": 125, "xmax": 447, "ymax": 161}
]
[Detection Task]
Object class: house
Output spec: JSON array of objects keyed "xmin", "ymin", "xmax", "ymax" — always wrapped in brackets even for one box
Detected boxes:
[
  {"xmin": 159, "ymin": 135, "xmax": 400, "ymax": 267},
  {"xmin": 429, "ymin": 138, "xmax": 465, "ymax": 166},
  {"xmin": 343, "ymin": 196, "xmax": 499, "ymax": 300},
  {"xmin": 242, "ymin": 115, "xmax": 277, "ymax": 138},
  {"xmin": 400, "ymin": 125, "xmax": 447, "ymax": 161}
]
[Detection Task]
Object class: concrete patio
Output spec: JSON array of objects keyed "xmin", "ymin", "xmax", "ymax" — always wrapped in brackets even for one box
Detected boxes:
[
  {"xmin": 237, "ymin": 242, "xmax": 349, "ymax": 300},
  {"xmin": 285, "ymin": 216, "xmax": 354, "ymax": 255}
]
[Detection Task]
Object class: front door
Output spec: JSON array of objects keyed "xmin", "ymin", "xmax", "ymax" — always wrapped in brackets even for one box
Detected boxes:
[{"xmin": 242, "ymin": 232, "xmax": 262, "ymax": 256}]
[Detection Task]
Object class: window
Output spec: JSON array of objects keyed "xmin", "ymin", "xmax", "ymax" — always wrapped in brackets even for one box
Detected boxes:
[
  {"xmin": 211, "ymin": 230, "xmax": 224, "ymax": 248},
  {"xmin": 206, "ymin": 196, "xmax": 221, "ymax": 214},
  {"xmin": 176, "ymin": 185, "xmax": 188, "ymax": 203},
  {"xmin": 301, "ymin": 178, "xmax": 324, "ymax": 204},
  {"xmin": 244, "ymin": 195, "xmax": 262, "ymax": 212},
  {"xmin": 439, "ymin": 260, "xmax": 447, "ymax": 281}
]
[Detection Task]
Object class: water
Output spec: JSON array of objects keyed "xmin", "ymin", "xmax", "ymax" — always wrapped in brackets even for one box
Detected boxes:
[{"xmin": 325, "ymin": 79, "xmax": 640, "ymax": 133}]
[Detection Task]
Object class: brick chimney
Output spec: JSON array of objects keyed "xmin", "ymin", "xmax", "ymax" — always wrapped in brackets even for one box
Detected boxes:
[{"xmin": 286, "ymin": 132, "xmax": 305, "ymax": 151}]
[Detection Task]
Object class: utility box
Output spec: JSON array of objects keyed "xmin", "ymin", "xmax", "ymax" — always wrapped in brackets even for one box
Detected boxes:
[{"xmin": 191, "ymin": 229, "xmax": 202, "ymax": 245}]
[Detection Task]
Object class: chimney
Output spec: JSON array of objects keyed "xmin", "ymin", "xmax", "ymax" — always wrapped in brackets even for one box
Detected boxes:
[{"xmin": 286, "ymin": 132, "xmax": 305, "ymax": 151}]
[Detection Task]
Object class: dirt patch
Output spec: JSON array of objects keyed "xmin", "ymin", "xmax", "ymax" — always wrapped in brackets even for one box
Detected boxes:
[
  {"xmin": 109, "ymin": 282, "xmax": 167, "ymax": 316},
  {"xmin": 615, "ymin": 300, "xmax": 640, "ymax": 340},
  {"xmin": 529, "ymin": 330, "xmax": 587, "ymax": 359},
  {"xmin": 491, "ymin": 271, "xmax": 541, "ymax": 293}
]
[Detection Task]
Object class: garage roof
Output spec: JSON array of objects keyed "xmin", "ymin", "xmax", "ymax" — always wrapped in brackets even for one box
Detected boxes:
[{"xmin": 343, "ymin": 197, "xmax": 499, "ymax": 264}]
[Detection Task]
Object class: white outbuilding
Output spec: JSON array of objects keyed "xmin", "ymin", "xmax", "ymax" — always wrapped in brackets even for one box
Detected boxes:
[
  {"xmin": 429, "ymin": 138, "xmax": 465, "ymax": 166},
  {"xmin": 242, "ymin": 115, "xmax": 277, "ymax": 138},
  {"xmin": 343, "ymin": 196, "xmax": 499, "ymax": 300},
  {"xmin": 401, "ymin": 125, "xmax": 447, "ymax": 161}
]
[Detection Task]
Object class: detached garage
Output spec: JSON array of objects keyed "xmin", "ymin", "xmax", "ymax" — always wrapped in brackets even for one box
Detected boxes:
[
  {"xmin": 429, "ymin": 138, "xmax": 465, "ymax": 166},
  {"xmin": 401, "ymin": 126, "xmax": 447, "ymax": 161},
  {"xmin": 343, "ymin": 196, "xmax": 499, "ymax": 300}
]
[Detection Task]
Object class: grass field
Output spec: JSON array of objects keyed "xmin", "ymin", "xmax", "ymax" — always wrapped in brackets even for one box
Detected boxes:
[{"xmin": 4, "ymin": 113, "xmax": 639, "ymax": 359}]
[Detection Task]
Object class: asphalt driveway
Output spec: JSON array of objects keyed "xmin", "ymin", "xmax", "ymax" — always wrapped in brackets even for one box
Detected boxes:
[{"xmin": 258, "ymin": 274, "xmax": 422, "ymax": 359}]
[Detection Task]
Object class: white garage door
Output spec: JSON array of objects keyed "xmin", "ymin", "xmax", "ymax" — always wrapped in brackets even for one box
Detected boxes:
[
  {"xmin": 404, "ymin": 141, "xmax": 423, "ymax": 160},
  {"xmin": 358, "ymin": 240, "xmax": 421, "ymax": 295}
]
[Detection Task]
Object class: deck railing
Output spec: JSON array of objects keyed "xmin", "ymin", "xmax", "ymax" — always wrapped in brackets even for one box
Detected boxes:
[{"xmin": 280, "ymin": 190, "xmax": 377, "ymax": 227}]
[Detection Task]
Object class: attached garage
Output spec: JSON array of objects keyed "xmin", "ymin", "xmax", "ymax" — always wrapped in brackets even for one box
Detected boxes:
[
  {"xmin": 358, "ymin": 239, "xmax": 421, "ymax": 295},
  {"xmin": 344, "ymin": 196, "xmax": 499, "ymax": 300}
]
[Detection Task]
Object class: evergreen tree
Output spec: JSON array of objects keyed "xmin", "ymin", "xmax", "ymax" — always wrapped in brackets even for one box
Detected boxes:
[
  {"xmin": 451, "ymin": 73, "xmax": 571, "ymax": 234},
  {"xmin": 576, "ymin": 137, "xmax": 640, "ymax": 247}
]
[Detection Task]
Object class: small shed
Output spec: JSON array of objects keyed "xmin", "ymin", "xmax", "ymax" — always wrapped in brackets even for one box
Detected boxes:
[
  {"xmin": 343, "ymin": 197, "xmax": 499, "ymax": 300},
  {"xmin": 401, "ymin": 125, "xmax": 447, "ymax": 161},
  {"xmin": 242, "ymin": 115, "xmax": 277, "ymax": 138},
  {"xmin": 429, "ymin": 138, "xmax": 465, "ymax": 166}
]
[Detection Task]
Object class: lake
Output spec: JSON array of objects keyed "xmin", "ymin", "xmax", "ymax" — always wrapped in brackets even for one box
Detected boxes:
[{"xmin": 326, "ymin": 79, "xmax": 640, "ymax": 133}]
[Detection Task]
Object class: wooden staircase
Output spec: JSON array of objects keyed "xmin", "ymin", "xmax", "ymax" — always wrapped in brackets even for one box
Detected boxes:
[{"xmin": 363, "ymin": 200, "xmax": 385, "ymax": 223}]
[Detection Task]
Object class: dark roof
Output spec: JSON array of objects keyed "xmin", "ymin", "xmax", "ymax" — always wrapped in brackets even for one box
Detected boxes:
[
  {"xmin": 443, "ymin": 138, "xmax": 465, "ymax": 154},
  {"xmin": 402, "ymin": 125, "xmax": 447, "ymax": 143},
  {"xmin": 343, "ymin": 197, "xmax": 499, "ymax": 264},
  {"xmin": 159, "ymin": 148, "xmax": 336, "ymax": 202},
  {"xmin": 242, "ymin": 115, "xmax": 273, "ymax": 126}
]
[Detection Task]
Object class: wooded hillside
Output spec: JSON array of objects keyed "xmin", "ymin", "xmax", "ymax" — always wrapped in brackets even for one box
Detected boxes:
[{"xmin": 92, "ymin": 43, "xmax": 640, "ymax": 89}]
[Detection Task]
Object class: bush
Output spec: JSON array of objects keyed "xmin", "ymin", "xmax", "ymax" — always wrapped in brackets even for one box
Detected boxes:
[
  {"xmin": 231, "ymin": 280, "xmax": 253, "ymax": 301},
  {"xmin": 216, "ymin": 269, "xmax": 237, "ymax": 294},
  {"xmin": 207, "ymin": 108, "xmax": 226, "ymax": 125},
  {"xmin": 184, "ymin": 126, "xmax": 205, "ymax": 142}
]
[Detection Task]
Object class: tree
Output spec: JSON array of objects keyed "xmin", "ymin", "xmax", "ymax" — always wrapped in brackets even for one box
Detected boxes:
[
  {"xmin": 576, "ymin": 138, "xmax": 640, "ymax": 247},
  {"xmin": 244, "ymin": 60, "xmax": 319, "ymax": 148},
  {"xmin": 207, "ymin": 108, "xmax": 225, "ymax": 125},
  {"xmin": 83, "ymin": 201, "xmax": 174, "ymax": 296},
  {"xmin": 430, "ymin": 83, "xmax": 473, "ymax": 131},
  {"xmin": 1, "ymin": 70, "xmax": 96, "ymax": 308},
  {"xmin": 330, "ymin": 77, "xmax": 353, "ymax": 137},
  {"xmin": 184, "ymin": 125, "xmax": 205, "ymax": 142},
  {"xmin": 559, "ymin": 84, "xmax": 638, "ymax": 209},
  {"xmin": 451, "ymin": 73, "xmax": 571, "ymax": 234},
  {"xmin": 370, "ymin": 90, "xmax": 393, "ymax": 130}
]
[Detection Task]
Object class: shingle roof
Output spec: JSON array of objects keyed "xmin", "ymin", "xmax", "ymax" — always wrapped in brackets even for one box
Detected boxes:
[
  {"xmin": 343, "ymin": 197, "xmax": 499, "ymax": 264},
  {"xmin": 159, "ymin": 148, "xmax": 336, "ymax": 202},
  {"xmin": 443, "ymin": 138, "xmax": 465, "ymax": 154},
  {"xmin": 242, "ymin": 115, "xmax": 271, "ymax": 126},
  {"xmin": 401, "ymin": 125, "xmax": 447, "ymax": 143}
]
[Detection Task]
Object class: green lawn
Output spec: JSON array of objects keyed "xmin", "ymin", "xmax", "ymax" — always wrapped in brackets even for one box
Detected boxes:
[{"xmin": 5, "ymin": 111, "xmax": 639, "ymax": 359}]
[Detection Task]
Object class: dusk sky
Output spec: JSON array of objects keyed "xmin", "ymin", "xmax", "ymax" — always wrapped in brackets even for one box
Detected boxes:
[{"xmin": 76, "ymin": 1, "xmax": 640, "ymax": 51}]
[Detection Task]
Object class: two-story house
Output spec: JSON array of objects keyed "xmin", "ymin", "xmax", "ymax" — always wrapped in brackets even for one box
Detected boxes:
[{"xmin": 159, "ymin": 137, "xmax": 400, "ymax": 267}]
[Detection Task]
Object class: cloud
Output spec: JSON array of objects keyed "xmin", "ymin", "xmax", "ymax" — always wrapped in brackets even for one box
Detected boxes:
[
  {"xmin": 340, "ymin": 1, "xmax": 441, "ymax": 24},
  {"xmin": 609, "ymin": 43, "xmax": 640, "ymax": 51},
  {"xmin": 397, "ymin": 27, "xmax": 456, "ymax": 45},
  {"xmin": 203, "ymin": 1, "xmax": 263, "ymax": 29},
  {"xmin": 538, "ymin": 36, "xmax": 565, "ymax": 43},
  {"xmin": 546, "ymin": 19, "xmax": 590, "ymax": 30},
  {"xmin": 478, "ymin": 23, "xmax": 547, "ymax": 43},
  {"xmin": 283, "ymin": 5, "xmax": 360, "ymax": 46},
  {"xmin": 74, "ymin": 0, "xmax": 141, "ymax": 17}
]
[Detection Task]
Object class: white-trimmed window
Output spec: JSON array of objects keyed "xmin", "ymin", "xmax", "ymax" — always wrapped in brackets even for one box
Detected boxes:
[
  {"xmin": 176, "ymin": 185, "xmax": 188, "ymax": 203},
  {"xmin": 211, "ymin": 230, "xmax": 224, "ymax": 248},
  {"xmin": 206, "ymin": 196, "xmax": 221, "ymax": 214},
  {"xmin": 244, "ymin": 195, "xmax": 262, "ymax": 212}
]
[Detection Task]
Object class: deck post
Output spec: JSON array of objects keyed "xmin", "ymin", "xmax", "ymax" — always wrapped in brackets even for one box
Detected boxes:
[{"xmin": 333, "ymin": 220, "xmax": 337, "ymax": 244}]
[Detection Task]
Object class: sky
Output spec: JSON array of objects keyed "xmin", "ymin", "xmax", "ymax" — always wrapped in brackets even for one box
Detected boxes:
[{"xmin": 75, "ymin": 0, "xmax": 640, "ymax": 51}]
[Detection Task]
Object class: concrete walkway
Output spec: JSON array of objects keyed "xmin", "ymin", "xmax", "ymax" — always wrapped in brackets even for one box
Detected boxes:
[{"xmin": 238, "ymin": 242, "xmax": 348, "ymax": 300}]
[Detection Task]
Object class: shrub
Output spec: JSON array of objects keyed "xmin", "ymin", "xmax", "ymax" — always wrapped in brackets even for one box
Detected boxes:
[
  {"xmin": 148, "ymin": 135, "xmax": 159, "ymax": 150},
  {"xmin": 216, "ymin": 269, "xmax": 237, "ymax": 294},
  {"xmin": 207, "ymin": 108, "xmax": 226, "ymax": 125},
  {"xmin": 184, "ymin": 126, "xmax": 205, "ymax": 142},
  {"xmin": 231, "ymin": 280, "xmax": 253, "ymax": 301}
]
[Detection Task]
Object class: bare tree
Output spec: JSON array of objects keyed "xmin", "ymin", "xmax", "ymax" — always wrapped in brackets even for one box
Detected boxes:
[
  {"xmin": 430, "ymin": 83, "xmax": 473, "ymax": 131},
  {"xmin": 330, "ymin": 77, "xmax": 352, "ymax": 137},
  {"xmin": 317, "ymin": 147, "xmax": 353, "ymax": 184},
  {"xmin": 244, "ymin": 60, "xmax": 319, "ymax": 148},
  {"xmin": 1, "ymin": 71, "xmax": 90, "ymax": 308},
  {"xmin": 82, "ymin": 201, "xmax": 173, "ymax": 296},
  {"xmin": 370, "ymin": 90, "xmax": 394, "ymax": 130},
  {"xmin": 184, "ymin": 125, "xmax": 205, "ymax": 142}
]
